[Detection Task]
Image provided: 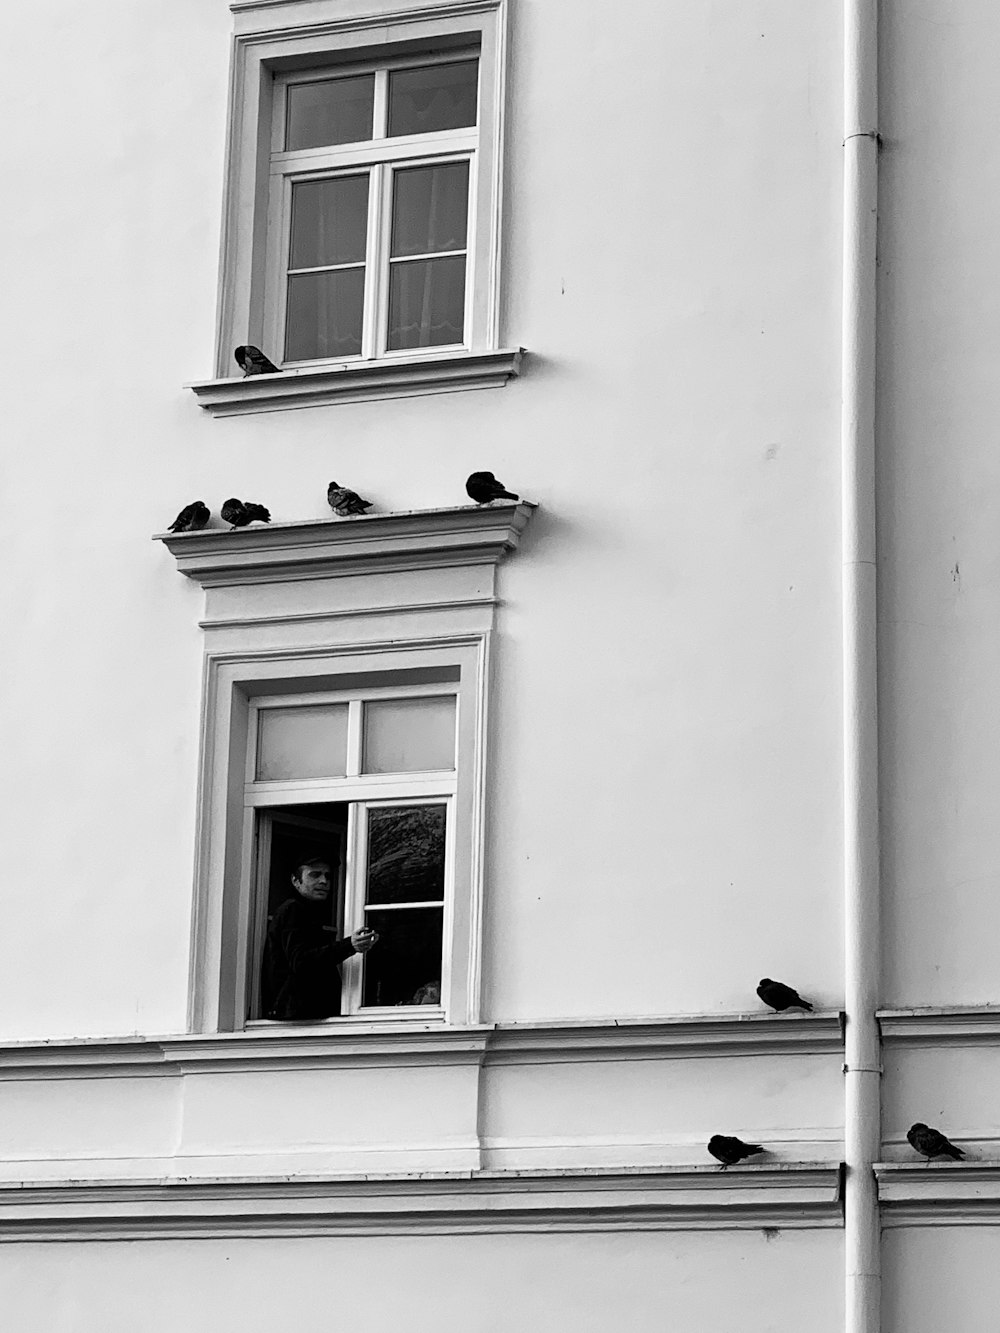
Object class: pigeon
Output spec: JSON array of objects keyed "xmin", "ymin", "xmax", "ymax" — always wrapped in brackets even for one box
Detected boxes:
[
  {"xmin": 327, "ymin": 482, "xmax": 373, "ymax": 517},
  {"xmin": 757, "ymin": 978, "xmax": 814, "ymax": 1013},
  {"xmin": 167, "ymin": 501, "xmax": 210, "ymax": 533},
  {"xmin": 707, "ymin": 1135, "xmax": 765, "ymax": 1167},
  {"xmin": 907, "ymin": 1123, "xmax": 965, "ymax": 1161},
  {"xmin": 465, "ymin": 471, "xmax": 519, "ymax": 505},
  {"xmin": 234, "ymin": 345, "xmax": 281, "ymax": 377},
  {"xmin": 221, "ymin": 498, "xmax": 271, "ymax": 530}
]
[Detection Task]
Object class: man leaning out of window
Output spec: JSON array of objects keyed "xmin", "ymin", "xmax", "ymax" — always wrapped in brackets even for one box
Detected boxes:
[{"xmin": 262, "ymin": 857, "xmax": 377, "ymax": 1020}]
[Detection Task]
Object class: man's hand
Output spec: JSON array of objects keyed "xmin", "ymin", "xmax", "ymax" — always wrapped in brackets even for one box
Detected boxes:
[{"xmin": 351, "ymin": 926, "xmax": 379, "ymax": 953}]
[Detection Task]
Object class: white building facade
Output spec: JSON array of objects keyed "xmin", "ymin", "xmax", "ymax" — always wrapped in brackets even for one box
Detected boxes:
[{"xmin": 0, "ymin": 1, "xmax": 995, "ymax": 1328}]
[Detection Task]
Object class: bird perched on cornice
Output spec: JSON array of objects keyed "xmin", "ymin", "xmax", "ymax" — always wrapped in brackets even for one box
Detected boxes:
[
  {"xmin": 221, "ymin": 498, "xmax": 271, "ymax": 530},
  {"xmin": 465, "ymin": 471, "xmax": 519, "ymax": 504},
  {"xmin": 234, "ymin": 345, "xmax": 281, "ymax": 377},
  {"xmin": 327, "ymin": 482, "xmax": 373, "ymax": 517},
  {"xmin": 167, "ymin": 501, "xmax": 210, "ymax": 533},
  {"xmin": 707, "ymin": 1135, "xmax": 764, "ymax": 1168},
  {"xmin": 756, "ymin": 978, "xmax": 814, "ymax": 1013},
  {"xmin": 907, "ymin": 1123, "xmax": 965, "ymax": 1161}
]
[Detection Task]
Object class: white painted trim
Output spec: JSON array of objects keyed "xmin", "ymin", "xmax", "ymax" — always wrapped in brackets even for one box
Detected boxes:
[
  {"xmin": 876, "ymin": 1162, "xmax": 1000, "ymax": 1226},
  {"xmin": 0, "ymin": 1012, "xmax": 844, "ymax": 1082},
  {"xmin": 0, "ymin": 1164, "xmax": 844, "ymax": 1240},
  {"xmin": 155, "ymin": 502, "xmax": 536, "ymax": 588},
  {"xmin": 878, "ymin": 1007, "xmax": 1000, "ymax": 1045},
  {"xmin": 190, "ymin": 347, "xmax": 522, "ymax": 413}
]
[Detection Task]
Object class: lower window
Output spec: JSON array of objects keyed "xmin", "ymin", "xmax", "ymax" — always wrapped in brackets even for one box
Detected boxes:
[{"xmin": 244, "ymin": 684, "xmax": 457, "ymax": 1023}]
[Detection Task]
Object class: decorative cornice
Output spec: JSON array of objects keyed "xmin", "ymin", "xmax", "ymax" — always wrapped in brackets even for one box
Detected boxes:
[
  {"xmin": 878, "ymin": 1006, "xmax": 1000, "ymax": 1046},
  {"xmin": 154, "ymin": 502, "xmax": 537, "ymax": 589},
  {"xmin": 0, "ymin": 1164, "xmax": 844, "ymax": 1241},
  {"xmin": 876, "ymin": 1161, "xmax": 1000, "ymax": 1225},
  {"xmin": 187, "ymin": 349, "xmax": 522, "ymax": 415},
  {"xmin": 0, "ymin": 1012, "xmax": 844, "ymax": 1083}
]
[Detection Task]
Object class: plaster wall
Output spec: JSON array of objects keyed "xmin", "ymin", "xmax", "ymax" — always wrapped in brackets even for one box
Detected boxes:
[
  {"xmin": 0, "ymin": 0, "xmax": 845, "ymax": 1039},
  {"xmin": 0, "ymin": 1230, "xmax": 844, "ymax": 1333},
  {"xmin": 883, "ymin": 1227, "xmax": 1000, "ymax": 1333},
  {"xmin": 878, "ymin": 0, "xmax": 1000, "ymax": 1006}
]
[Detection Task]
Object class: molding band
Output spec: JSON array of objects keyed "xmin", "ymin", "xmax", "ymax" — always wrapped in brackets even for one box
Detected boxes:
[{"xmin": 0, "ymin": 1164, "xmax": 844, "ymax": 1241}]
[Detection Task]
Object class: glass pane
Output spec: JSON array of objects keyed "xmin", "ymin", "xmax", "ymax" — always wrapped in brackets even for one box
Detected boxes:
[
  {"xmin": 388, "ymin": 61, "xmax": 478, "ymax": 137},
  {"xmin": 285, "ymin": 268, "xmax": 365, "ymax": 361},
  {"xmin": 362, "ymin": 907, "xmax": 444, "ymax": 1007},
  {"xmin": 286, "ymin": 75, "xmax": 375, "ymax": 150},
  {"xmin": 387, "ymin": 256, "xmax": 466, "ymax": 350},
  {"xmin": 256, "ymin": 705, "xmax": 349, "ymax": 780},
  {"xmin": 290, "ymin": 176, "xmax": 369, "ymax": 269},
  {"xmin": 366, "ymin": 804, "xmax": 446, "ymax": 905},
  {"xmin": 391, "ymin": 162, "xmax": 469, "ymax": 257},
  {"xmin": 363, "ymin": 696, "xmax": 456, "ymax": 774}
]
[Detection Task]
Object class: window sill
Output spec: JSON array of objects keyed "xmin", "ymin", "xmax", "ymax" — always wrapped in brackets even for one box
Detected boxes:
[{"xmin": 187, "ymin": 348, "xmax": 524, "ymax": 416}]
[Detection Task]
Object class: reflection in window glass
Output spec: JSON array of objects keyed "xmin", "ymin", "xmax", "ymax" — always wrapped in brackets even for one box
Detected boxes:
[
  {"xmin": 362, "ymin": 906, "xmax": 443, "ymax": 1007},
  {"xmin": 285, "ymin": 268, "xmax": 366, "ymax": 361},
  {"xmin": 363, "ymin": 696, "xmax": 456, "ymax": 774},
  {"xmin": 286, "ymin": 75, "xmax": 375, "ymax": 150},
  {"xmin": 366, "ymin": 804, "xmax": 446, "ymax": 904},
  {"xmin": 391, "ymin": 162, "xmax": 469, "ymax": 258},
  {"xmin": 388, "ymin": 61, "xmax": 478, "ymax": 137},
  {"xmin": 290, "ymin": 175, "xmax": 369, "ymax": 269},
  {"xmin": 256, "ymin": 706, "xmax": 349, "ymax": 780},
  {"xmin": 387, "ymin": 256, "xmax": 466, "ymax": 350}
]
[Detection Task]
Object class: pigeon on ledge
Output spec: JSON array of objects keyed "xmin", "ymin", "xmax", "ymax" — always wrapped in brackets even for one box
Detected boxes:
[
  {"xmin": 465, "ymin": 471, "xmax": 519, "ymax": 504},
  {"xmin": 757, "ymin": 978, "xmax": 814, "ymax": 1013},
  {"xmin": 221, "ymin": 498, "xmax": 271, "ymax": 530},
  {"xmin": 167, "ymin": 501, "xmax": 210, "ymax": 533}
]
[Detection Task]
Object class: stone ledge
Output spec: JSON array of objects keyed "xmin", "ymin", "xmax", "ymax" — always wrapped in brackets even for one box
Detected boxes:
[
  {"xmin": 876, "ymin": 1161, "xmax": 1000, "ymax": 1225},
  {"xmin": 0, "ymin": 1163, "xmax": 844, "ymax": 1240},
  {"xmin": 187, "ymin": 348, "xmax": 522, "ymax": 416},
  {"xmin": 0, "ymin": 1012, "xmax": 844, "ymax": 1081},
  {"xmin": 878, "ymin": 1006, "xmax": 1000, "ymax": 1046},
  {"xmin": 154, "ymin": 502, "xmax": 537, "ymax": 588}
]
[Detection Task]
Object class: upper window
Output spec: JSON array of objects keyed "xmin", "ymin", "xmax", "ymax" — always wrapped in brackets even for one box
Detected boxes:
[
  {"xmin": 198, "ymin": 0, "xmax": 512, "ymax": 408},
  {"xmin": 268, "ymin": 56, "xmax": 481, "ymax": 365}
]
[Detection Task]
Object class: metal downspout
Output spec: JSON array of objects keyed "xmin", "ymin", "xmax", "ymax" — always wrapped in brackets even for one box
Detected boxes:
[{"xmin": 842, "ymin": 2, "xmax": 880, "ymax": 1331}]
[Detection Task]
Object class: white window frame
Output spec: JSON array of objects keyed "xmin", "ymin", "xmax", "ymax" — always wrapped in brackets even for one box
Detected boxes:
[
  {"xmin": 244, "ymin": 681, "xmax": 459, "ymax": 1020},
  {"xmin": 192, "ymin": 638, "xmax": 489, "ymax": 1034},
  {"xmin": 214, "ymin": 0, "xmax": 508, "ymax": 381},
  {"xmin": 265, "ymin": 53, "xmax": 481, "ymax": 366}
]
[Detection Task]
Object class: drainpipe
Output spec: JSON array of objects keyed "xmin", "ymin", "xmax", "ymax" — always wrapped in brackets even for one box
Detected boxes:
[{"xmin": 842, "ymin": 2, "xmax": 880, "ymax": 1332}]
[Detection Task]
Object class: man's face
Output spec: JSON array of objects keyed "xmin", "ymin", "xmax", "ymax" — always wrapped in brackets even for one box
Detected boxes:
[{"xmin": 293, "ymin": 862, "xmax": 331, "ymax": 901}]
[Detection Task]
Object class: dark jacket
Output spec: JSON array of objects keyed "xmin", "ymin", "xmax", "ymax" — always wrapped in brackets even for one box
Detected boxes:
[{"xmin": 262, "ymin": 895, "xmax": 356, "ymax": 1020}]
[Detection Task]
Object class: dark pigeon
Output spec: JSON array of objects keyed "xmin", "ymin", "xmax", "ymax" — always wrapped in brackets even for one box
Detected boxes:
[
  {"xmin": 707, "ymin": 1135, "xmax": 765, "ymax": 1167},
  {"xmin": 234, "ymin": 345, "xmax": 281, "ymax": 377},
  {"xmin": 221, "ymin": 498, "xmax": 272, "ymax": 530},
  {"xmin": 907, "ymin": 1123, "xmax": 964, "ymax": 1161},
  {"xmin": 167, "ymin": 501, "xmax": 210, "ymax": 533},
  {"xmin": 327, "ymin": 482, "xmax": 373, "ymax": 517},
  {"xmin": 757, "ymin": 978, "xmax": 814, "ymax": 1013},
  {"xmin": 465, "ymin": 471, "xmax": 519, "ymax": 505}
]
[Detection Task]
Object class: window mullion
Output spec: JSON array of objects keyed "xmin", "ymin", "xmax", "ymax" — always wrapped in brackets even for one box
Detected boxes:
[
  {"xmin": 361, "ymin": 167, "xmax": 383, "ymax": 361},
  {"xmin": 341, "ymin": 801, "xmax": 365, "ymax": 1015},
  {"xmin": 375, "ymin": 162, "xmax": 395, "ymax": 357},
  {"xmin": 373, "ymin": 68, "xmax": 388, "ymax": 139},
  {"xmin": 346, "ymin": 699, "xmax": 363, "ymax": 775}
]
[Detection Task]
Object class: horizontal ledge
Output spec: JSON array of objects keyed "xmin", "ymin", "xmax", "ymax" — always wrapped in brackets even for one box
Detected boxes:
[
  {"xmin": 878, "ymin": 1006, "xmax": 1000, "ymax": 1044},
  {"xmin": 876, "ymin": 1160, "xmax": 1000, "ymax": 1223},
  {"xmin": 154, "ymin": 502, "xmax": 536, "ymax": 588},
  {"xmin": 0, "ymin": 1164, "xmax": 844, "ymax": 1240},
  {"xmin": 0, "ymin": 1012, "xmax": 844, "ymax": 1080},
  {"xmin": 187, "ymin": 348, "xmax": 523, "ymax": 415}
]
